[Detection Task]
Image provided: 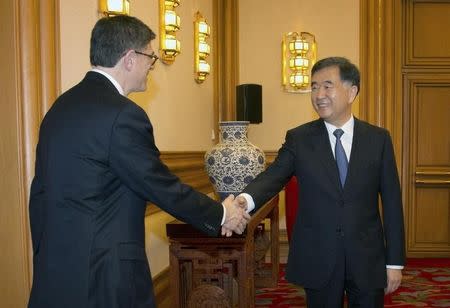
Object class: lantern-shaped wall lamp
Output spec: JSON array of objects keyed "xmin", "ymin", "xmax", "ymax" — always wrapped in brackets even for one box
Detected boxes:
[
  {"xmin": 194, "ymin": 12, "xmax": 211, "ymax": 83},
  {"xmin": 281, "ymin": 32, "xmax": 317, "ymax": 93},
  {"xmin": 159, "ymin": 0, "xmax": 181, "ymax": 64}
]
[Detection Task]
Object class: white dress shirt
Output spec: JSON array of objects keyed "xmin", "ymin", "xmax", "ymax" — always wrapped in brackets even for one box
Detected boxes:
[
  {"xmin": 324, "ymin": 116, "xmax": 354, "ymax": 161},
  {"xmin": 90, "ymin": 68, "xmax": 125, "ymax": 95}
]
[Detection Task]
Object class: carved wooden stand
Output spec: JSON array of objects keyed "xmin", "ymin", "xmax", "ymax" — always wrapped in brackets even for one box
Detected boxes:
[{"xmin": 166, "ymin": 196, "xmax": 279, "ymax": 308}]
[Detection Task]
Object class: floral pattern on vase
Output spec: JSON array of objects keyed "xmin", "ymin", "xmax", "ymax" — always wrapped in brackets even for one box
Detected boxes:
[{"xmin": 205, "ymin": 121, "xmax": 265, "ymax": 200}]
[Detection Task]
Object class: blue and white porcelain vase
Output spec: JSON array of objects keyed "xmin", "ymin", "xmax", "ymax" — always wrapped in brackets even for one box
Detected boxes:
[{"xmin": 205, "ymin": 121, "xmax": 265, "ymax": 200}]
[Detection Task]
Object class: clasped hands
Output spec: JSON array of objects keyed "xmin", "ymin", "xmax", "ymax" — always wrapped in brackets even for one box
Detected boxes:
[{"xmin": 221, "ymin": 195, "xmax": 250, "ymax": 237}]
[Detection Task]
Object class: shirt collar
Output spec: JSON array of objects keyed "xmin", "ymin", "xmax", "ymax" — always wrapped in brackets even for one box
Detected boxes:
[
  {"xmin": 324, "ymin": 115, "xmax": 354, "ymax": 138},
  {"xmin": 90, "ymin": 68, "xmax": 124, "ymax": 96}
]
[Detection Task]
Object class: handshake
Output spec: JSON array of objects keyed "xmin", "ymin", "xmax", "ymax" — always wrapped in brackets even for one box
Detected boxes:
[{"xmin": 221, "ymin": 194, "xmax": 250, "ymax": 237}]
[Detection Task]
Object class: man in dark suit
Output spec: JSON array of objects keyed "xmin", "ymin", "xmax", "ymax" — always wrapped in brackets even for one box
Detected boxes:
[
  {"xmin": 237, "ymin": 57, "xmax": 405, "ymax": 307},
  {"xmin": 28, "ymin": 15, "xmax": 249, "ymax": 308}
]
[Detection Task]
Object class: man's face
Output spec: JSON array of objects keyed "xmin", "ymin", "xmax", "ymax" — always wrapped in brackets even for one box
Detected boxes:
[
  {"xmin": 130, "ymin": 43, "xmax": 157, "ymax": 93},
  {"xmin": 310, "ymin": 66, "xmax": 357, "ymax": 127}
]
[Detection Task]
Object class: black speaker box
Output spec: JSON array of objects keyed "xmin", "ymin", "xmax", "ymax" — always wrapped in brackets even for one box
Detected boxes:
[{"xmin": 236, "ymin": 84, "xmax": 262, "ymax": 124}]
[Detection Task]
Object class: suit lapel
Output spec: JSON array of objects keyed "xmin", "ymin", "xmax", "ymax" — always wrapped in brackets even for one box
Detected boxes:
[
  {"xmin": 343, "ymin": 118, "xmax": 366, "ymax": 193},
  {"xmin": 310, "ymin": 120, "xmax": 342, "ymax": 195}
]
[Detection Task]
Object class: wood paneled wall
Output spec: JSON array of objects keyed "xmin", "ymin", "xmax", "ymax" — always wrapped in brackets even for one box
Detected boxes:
[
  {"xmin": 402, "ymin": 1, "xmax": 450, "ymax": 257},
  {"xmin": 360, "ymin": 0, "xmax": 450, "ymax": 257},
  {"xmin": 0, "ymin": 0, "xmax": 60, "ymax": 306},
  {"xmin": 0, "ymin": 1, "xmax": 30, "ymax": 305}
]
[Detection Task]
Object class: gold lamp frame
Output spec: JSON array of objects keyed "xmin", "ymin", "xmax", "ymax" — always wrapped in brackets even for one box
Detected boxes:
[
  {"xmin": 281, "ymin": 32, "xmax": 317, "ymax": 93},
  {"xmin": 99, "ymin": 0, "xmax": 130, "ymax": 16},
  {"xmin": 194, "ymin": 12, "xmax": 211, "ymax": 83},
  {"xmin": 159, "ymin": 0, "xmax": 181, "ymax": 64}
]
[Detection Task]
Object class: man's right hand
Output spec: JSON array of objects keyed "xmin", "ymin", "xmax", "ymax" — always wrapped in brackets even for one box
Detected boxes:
[
  {"xmin": 236, "ymin": 195, "xmax": 248, "ymax": 210},
  {"xmin": 221, "ymin": 194, "xmax": 251, "ymax": 237}
]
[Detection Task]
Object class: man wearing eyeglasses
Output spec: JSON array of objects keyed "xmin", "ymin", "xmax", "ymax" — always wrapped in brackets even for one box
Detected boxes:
[{"xmin": 27, "ymin": 15, "xmax": 249, "ymax": 308}]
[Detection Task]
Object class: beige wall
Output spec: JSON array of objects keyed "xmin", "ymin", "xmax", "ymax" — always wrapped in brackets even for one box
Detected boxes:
[
  {"xmin": 239, "ymin": 0, "xmax": 360, "ymax": 150},
  {"xmin": 131, "ymin": 0, "xmax": 216, "ymax": 151},
  {"xmin": 60, "ymin": 0, "xmax": 216, "ymax": 151}
]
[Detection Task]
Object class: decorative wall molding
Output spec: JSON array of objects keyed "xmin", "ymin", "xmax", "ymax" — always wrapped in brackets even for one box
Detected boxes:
[
  {"xmin": 145, "ymin": 151, "xmax": 214, "ymax": 215},
  {"xmin": 404, "ymin": 1, "xmax": 450, "ymax": 66},
  {"xmin": 265, "ymin": 151, "xmax": 277, "ymax": 165},
  {"xmin": 159, "ymin": 151, "xmax": 213, "ymax": 194},
  {"xmin": 403, "ymin": 72, "xmax": 450, "ymax": 257},
  {"xmin": 153, "ymin": 268, "xmax": 171, "ymax": 307}
]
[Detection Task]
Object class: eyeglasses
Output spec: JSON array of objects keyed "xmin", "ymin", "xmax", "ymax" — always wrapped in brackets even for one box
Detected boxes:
[{"xmin": 134, "ymin": 50, "xmax": 159, "ymax": 67}]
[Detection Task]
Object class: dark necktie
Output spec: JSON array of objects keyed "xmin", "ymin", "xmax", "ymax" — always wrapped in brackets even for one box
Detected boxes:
[{"xmin": 333, "ymin": 129, "xmax": 348, "ymax": 187}]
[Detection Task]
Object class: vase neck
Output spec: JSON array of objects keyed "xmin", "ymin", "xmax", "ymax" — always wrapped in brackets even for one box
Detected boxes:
[{"xmin": 219, "ymin": 122, "xmax": 249, "ymax": 143}]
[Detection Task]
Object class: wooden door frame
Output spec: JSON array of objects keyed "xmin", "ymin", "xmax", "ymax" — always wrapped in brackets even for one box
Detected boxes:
[
  {"xmin": 360, "ymin": 0, "xmax": 409, "ymax": 250},
  {"xmin": 359, "ymin": 0, "xmax": 403, "ymax": 163},
  {"xmin": 15, "ymin": 0, "xmax": 61, "ymax": 289},
  {"xmin": 213, "ymin": 0, "xmax": 239, "ymax": 125}
]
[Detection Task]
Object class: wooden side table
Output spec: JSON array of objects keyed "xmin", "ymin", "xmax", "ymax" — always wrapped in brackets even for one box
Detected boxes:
[{"xmin": 166, "ymin": 195, "xmax": 279, "ymax": 308}]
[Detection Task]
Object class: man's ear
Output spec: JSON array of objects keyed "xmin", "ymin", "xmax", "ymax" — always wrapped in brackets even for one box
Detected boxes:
[
  {"xmin": 349, "ymin": 84, "xmax": 358, "ymax": 103},
  {"xmin": 122, "ymin": 50, "xmax": 135, "ymax": 71}
]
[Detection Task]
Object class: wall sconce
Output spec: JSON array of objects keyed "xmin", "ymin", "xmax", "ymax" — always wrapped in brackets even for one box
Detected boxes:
[
  {"xmin": 159, "ymin": 0, "xmax": 181, "ymax": 64},
  {"xmin": 281, "ymin": 32, "xmax": 317, "ymax": 93},
  {"xmin": 194, "ymin": 12, "xmax": 211, "ymax": 83},
  {"xmin": 99, "ymin": 0, "xmax": 130, "ymax": 16}
]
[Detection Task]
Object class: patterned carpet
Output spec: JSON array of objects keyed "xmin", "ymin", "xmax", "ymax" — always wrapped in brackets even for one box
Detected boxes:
[{"xmin": 255, "ymin": 259, "xmax": 450, "ymax": 307}]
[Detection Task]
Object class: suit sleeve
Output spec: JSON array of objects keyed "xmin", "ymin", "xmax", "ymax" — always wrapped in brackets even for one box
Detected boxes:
[
  {"xmin": 29, "ymin": 139, "xmax": 46, "ymax": 253},
  {"xmin": 243, "ymin": 129, "xmax": 296, "ymax": 211},
  {"xmin": 380, "ymin": 132, "xmax": 406, "ymax": 265},
  {"xmin": 109, "ymin": 102, "xmax": 223, "ymax": 236}
]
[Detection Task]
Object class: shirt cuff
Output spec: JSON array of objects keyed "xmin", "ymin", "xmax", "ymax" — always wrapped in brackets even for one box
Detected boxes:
[
  {"xmin": 386, "ymin": 265, "xmax": 404, "ymax": 269},
  {"xmin": 238, "ymin": 193, "xmax": 255, "ymax": 213},
  {"xmin": 221, "ymin": 204, "xmax": 226, "ymax": 225}
]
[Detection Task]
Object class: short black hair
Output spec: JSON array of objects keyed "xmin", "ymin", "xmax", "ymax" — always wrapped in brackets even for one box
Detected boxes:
[
  {"xmin": 90, "ymin": 15, "xmax": 156, "ymax": 67},
  {"xmin": 311, "ymin": 57, "xmax": 360, "ymax": 94}
]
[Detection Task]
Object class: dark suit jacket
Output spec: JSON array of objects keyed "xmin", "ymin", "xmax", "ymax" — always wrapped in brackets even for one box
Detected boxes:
[
  {"xmin": 243, "ymin": 118, "xmax": 405, "ymax": 289},
  {"xmin": 28, "ymin": 72, "xmax": 224, "ymax": 308}
]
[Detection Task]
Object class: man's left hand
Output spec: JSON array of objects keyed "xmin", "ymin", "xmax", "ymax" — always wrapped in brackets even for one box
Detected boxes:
[{"xmin": 385, "ymin": 268, "xmax": 402, "ymax": 294}]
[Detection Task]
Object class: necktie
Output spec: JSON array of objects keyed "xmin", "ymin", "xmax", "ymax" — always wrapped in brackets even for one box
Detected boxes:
[{"xmin": 333, "ymin": 129, "xmax": 348, "ymax": 187}]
